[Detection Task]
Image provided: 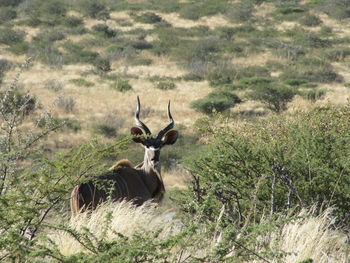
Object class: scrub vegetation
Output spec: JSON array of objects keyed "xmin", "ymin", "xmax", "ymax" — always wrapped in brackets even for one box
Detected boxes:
[{"xmin": 0, "ymin": 0, "xmax": 349, "ymax": 262}]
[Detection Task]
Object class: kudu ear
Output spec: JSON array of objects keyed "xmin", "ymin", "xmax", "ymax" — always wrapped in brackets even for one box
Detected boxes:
[
  {"xmin": 131, "ymin": 127, "xmax": 145, "ymax": 143},
  {"xmin": 162, "ymin": 130, "xmax": 178, "ymax": 145}
]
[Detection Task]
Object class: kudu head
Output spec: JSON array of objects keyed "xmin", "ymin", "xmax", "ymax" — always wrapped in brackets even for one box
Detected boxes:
[{"xmin": 131, "ymin": 97, "xmax": 178, "ymax": 171}]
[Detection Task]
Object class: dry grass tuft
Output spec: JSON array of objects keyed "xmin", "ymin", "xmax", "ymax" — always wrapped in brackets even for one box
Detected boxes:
[
  {"xmin": 49, "ymin": 201, "xmax": 180, "ymax": 256},
  {"xmin": 265, "ymin": 208, "xmax": 349, "ymax": 263}
]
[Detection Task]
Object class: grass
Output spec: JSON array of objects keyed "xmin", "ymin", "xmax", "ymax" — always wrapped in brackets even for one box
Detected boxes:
[
  {"xmin": 268, "ymin": 208, "xmax": 349, "ymax": 263},
  {"xmin": 69, "ymin": 78, "xmax": 94, "ymax": 87},
  {"xmin": 49, "ymin": 201, "xmax": 179, "ymax": 256},
  {"xmin": 49, "ymin": 203, "xmax": 348, "ymax": 262}
]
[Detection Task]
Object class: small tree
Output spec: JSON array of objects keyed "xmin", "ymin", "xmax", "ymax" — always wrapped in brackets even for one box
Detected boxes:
[
  {"xmin": 0, "ymin": 60, "xmax": 130, "ymax": 261},
  {"xmin": 249, "ymin": 84, "xmax": 297, "ymax": 113},
  {"xmin": 191, "ymin": 90, "xmax": 241, "ymax": 115}
]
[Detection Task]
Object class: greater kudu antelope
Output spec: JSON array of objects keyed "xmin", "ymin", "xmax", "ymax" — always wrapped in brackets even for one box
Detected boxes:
[{"xmin": 70, "ymin": 97, "xmax": 178, "ymax": 216}]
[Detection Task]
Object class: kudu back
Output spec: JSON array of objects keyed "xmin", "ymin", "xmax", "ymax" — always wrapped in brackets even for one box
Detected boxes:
[{"xmin": 70, "ymin": 97, "xmax": 178, "ymax": 216}]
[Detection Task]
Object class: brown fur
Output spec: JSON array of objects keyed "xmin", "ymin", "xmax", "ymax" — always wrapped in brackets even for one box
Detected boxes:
[
  {"xmin": 109, "ymin": 159, "xmax": 132, "ymax": 171},
  {"xmin": 70, "ymin": 184, "xmax": 81, "ymax": 217},
  {"xmin": 151, "ymin": 174, "xmax": 165, "ymax": 202},
  {"xmin": 70, "ymin": 165, "xmax": 165, "ymax": 216}
]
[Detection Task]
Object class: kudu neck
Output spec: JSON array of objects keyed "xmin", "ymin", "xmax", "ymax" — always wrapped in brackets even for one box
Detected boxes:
[{"xmin": 142, "ymin": 150, "xmax": 161, "ymax": 175}]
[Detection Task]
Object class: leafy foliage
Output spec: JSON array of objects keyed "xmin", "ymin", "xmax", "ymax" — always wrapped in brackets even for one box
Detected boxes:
[
  {"xmin": 191, "ymin": 90, "xmax": 241, "ymax": 114},
  {"xmin": 110, "ymin": 79, "xmax": 133, "ymax": 92},
  {"xmin": 249, "ymin": 83, "xmax": 297, "ymax": 113},
  {"xmin": 92, "ymin": 24, "xmax": 117, "ymax": 38},
  {"xmin": 184, "ymin": 106, "xmax": 350, "ymax": 226},
  {"xmin": 0, "ymin": 69, "xmax": 130, "ymax": 261},
  {"xmin": 0, "ymin": 28, "xmax": 25, "ymax": 45},
  {"xmin": 77, "ymin": 0, "xmax": 109, "ymax": 19},
  {"xmin": 227, "ymin": 2, "xmax": 255, "ymax": 22},
  {"xmin": 133, "ymin": 12, "xmax": 163, "ymax": 24},
  {"xmin": 154, "ymin": 81, "xmax": 176, "ymax": 90},
  {"xmin": 318, "ymin": 0, "xmax": 350, "ymax": 20},
  {"xmin": 299, "ymin": 14, "xmax": 322, "ymax": 27}
]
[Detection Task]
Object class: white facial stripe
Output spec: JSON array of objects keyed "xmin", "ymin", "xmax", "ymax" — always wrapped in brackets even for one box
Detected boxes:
[{"xmin": 149, "ymin": 147, "xmax": 160, "ymax": 151}]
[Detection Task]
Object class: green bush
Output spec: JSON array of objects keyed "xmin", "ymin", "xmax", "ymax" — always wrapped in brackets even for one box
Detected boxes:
[
  {"xmin": 281, "ymin": 57, "xmax": 342, "ymax": 83},
  {"xmin": 291, "ymin": 30, "xmax": 331, "ymax": 48},
  {"xmin": 282, "ymin": 67, "xmax": 342, "ymax": 83},
  {"xmin": 29, "ymin": 36, "xmax": 65, "ymax": 67},
  {"xmin": 0, "ymin": 0, "xmax": 22, "ymax": 6},
  {"xmin": 0, "ymin": 58, "xmax": 12, "ymax": 73},
  {"xmin": 216, "ymin": 26, "xmax": 236, "ymax": 41},
  {"xmin": 191, "ymin": 90, "xmax": 241, "ymax": 114},
  {"xmin": 284, "ymin": 79, "xmax": 309, "ymax": 86},
  {"xmin": 0, "ymin": 7, "xmax": 16, "ymax": 23},
  {"xmin": 20, "ymin": 0, "xmax": 68, "ymax": 26},
  {"xmin": 93, "ymin": 123, "xmax": 117, "ymax": 137},
  {"xmin": 131, "ymin": 40, "xmax": 153, "ymax": 50},
  {"xmin": 272, "ymin": 42, "xmax": 306, "ymax": 60},
  {"xmin": 63, "ymin": 16, "xmax": 84, "ymax": 27},
  {"xmin": 301, "ymin": 82, "xmax": 318, "ymax": 88},
  {"xmin": 274, "ymin": 5, "xmax": 305, "ymax": 21},
  {"xmin": 235, "ymin": 77, "xmax": 273, "ymax": 90},
  {"xmin": 179, "ymin": 5, "xmax": 202, "ymax": 20},
  {"xmin": 237, "ymin": 65, "xmax": 270, "ymax": 79},
  {"xmin": 249, "ymin": 83, "xmax": 297, "ymax": 113},
  {"xmin": 299, "ymin": 14, "xmax": 322, "ymax": 26},
  {"xmin": 318, "ymin": 0, "xmax": 350, "ymax": 20},
  {"xmin": 226, "ymin": 2, "xmax": 254, "ymax": 22},
  {"xmin": 133, "ymin": 12, "xmax": 163, "ymax": 24},
  {"xmin": 154, "ymin": 81, "xmax": 176, "ymax": 90},
  {"xmin": 276, "ymin": 6, "xmax": 305, "ymax": 15},
  {"xmin": 36, "ymin": 115, "xmax": 63, "ymax": 128},
  {"xmin": 151, "ymin": 27, "xmax": 181, "ymax": 56},
  {"xmin": 0, "ymin": 85, "xmax": 130, "ymax": 260},
  {"xmin": 93, "ymin": 56, "xmax": 111, "ymax": 72},
  {"xmin": 33, "ymin": 29, "xmax": 66, "ymax": 42},
  {"xmin": 319, "ymin": 25, "xmax": 333, "ymax": 36},
  {"xmin": 207, "ymin": 67, "xmax": 236, "ymax": 87},
  {"xmin": 111, "ymin": 79, "xmax": 133, "ymax": 92},
  {"xmin": 39, "ymin": 0, "xmax": 67, "ymax": 17},
  {"xmin": 78, "ymin": 0, "xmax": 109, "ymax": 19},
  {"xmin": 0, "ymin": 28, "xmax": 25, "ymax": 45},
  {"xmin": 185, "ymin": 106, "xmax": 350, "ymax": 225},
  {"xmin": 63, "ymin": 42, "xmax": 100, "ymax": 64},
  {"xmin": 65, "ymin": 119, "xmax": 82, "ymax": 132},
  {"xmin": 92, "ymin": 24, "xmax": 117, "ymax": 38},
  {"xmin": 321, "ymin": 47, "xmax": 350, "ymax": 61},
  {"xmin": 301, "ymin": 88, "xmax": 327, "ymax": 102},
  {"xmin": 182, "ymin": 73, "xmax": 204, "ymax": 82},
  {"xmin": 172, "ymin": 37, "xmax": 221, "ymax": 67},
  {"xmin": 0, "ymin": 90, "xmax": 36, "ymax": 115},
  {"xmin": 8, "ymin": 41, "xmax": 29, "ymax": 55},
  {"xmin": 179, "ymin": 0, "xmax": 227, "ymax": 20},
  {"xmin": 37, "ymin": 117, "xmax": 81, "ymax": 132}
]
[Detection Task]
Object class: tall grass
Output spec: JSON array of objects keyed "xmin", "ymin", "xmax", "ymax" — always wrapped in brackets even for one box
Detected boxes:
[
  {"xmin": 267, "ymin": 208, "xmax": 349, "ymax": 263},
  {"xmin": 49, "ymin": 201, "xmax": 180, "ymax": 256},
  {"xmin": 49, "ymin": 201, "xmax": 348, "ymax": 262}
]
